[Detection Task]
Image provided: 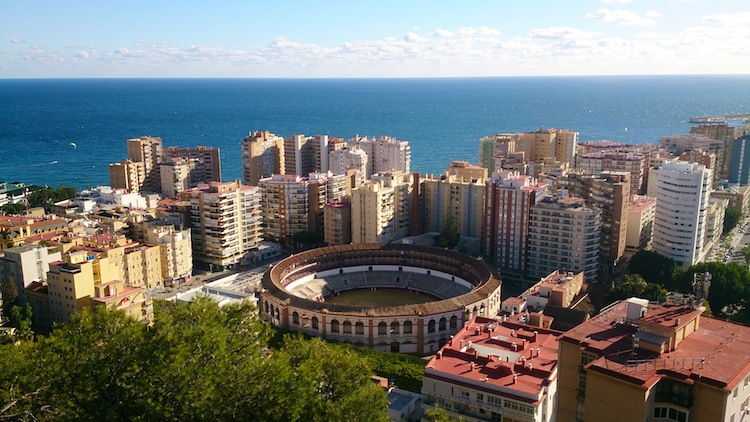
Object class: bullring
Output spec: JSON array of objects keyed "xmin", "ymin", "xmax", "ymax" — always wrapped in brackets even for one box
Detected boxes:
[{"xmin": 260, "ymin": 243, "xmax": 502, "ymax": 354}]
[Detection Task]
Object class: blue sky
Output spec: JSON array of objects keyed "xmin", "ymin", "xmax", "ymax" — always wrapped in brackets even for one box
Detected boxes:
[{"xmin": 1, "ymin": 0, "xmax": 748, "ymax": 78}]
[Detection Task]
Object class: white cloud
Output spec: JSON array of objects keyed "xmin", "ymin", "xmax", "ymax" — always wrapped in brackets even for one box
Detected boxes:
[
  {"xmin": 702, "ymin": 12, "xmax": 750, "ymax": 26},
  {"xmin": 430, "ymin": 29, "xmax": 453, "ymax": 37},
  {"xmin": 585, "ymin": 8, "xmax": 656, "ymax": 26},
  {"xmin": 404, "ymin": 32, "xmax": 426, "ymax": 43},
  {"xmin": 645, "ymin": 11, "xmax": 663, "ymax": 18},
  {"xmin": 10, "ymin": 38, "xmax": 26, "ymax": 44},
  {"xmin": 601, "ymin": 0, "xmax": 632, "ymax": 3},
  {"xmin": 455, "ymin": 26, "xmax": 501, "ymax": 37},
  {"xmin": 530, "ymin": 27, "xmax": 598, "ymax": 40}
]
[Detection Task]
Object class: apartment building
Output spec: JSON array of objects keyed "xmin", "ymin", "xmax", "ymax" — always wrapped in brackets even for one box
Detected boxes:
[
  {"xmin": 478, "ymin": 133, "xmax": 517, "ymax": 171},
  {"xmin": 626, "ymin": 195, "xmax": 656, "ymax": 254},
  {"xmin": 109, "ymin": 159, "xmax": 145, "ymax": 192},
  {"xmin": 729, "ymin": 133, "xmax": 750, "ymax": 185},
  {"xmin": 422, "ymin": 169, "xmax": 486, "ymax": 239},
  {"xmin": 351, "ymin": 171, "xmax": 416, "ymax": 244},
  {"xmin": 575, "ymin": 151, "xmax": 646, "ymax": 194},
  {"xmin": 527, "ymin": 195, "xmax": 601, "ymax": 282},
  {"xmin": 126, "ymin": 135, "xmax": 163, "ymax": 192},
  {"xmin": 181, "ymin": 181, "xmax": 262, "ymax": 269},
  {"xmin": 323, "ymin": 198, "xmax": 352, "ymax": 246},
  {"xmin": 712, "ymin": 184, "xmax": 750, "ymax": 215},
  {"xmin": 522, "ymin": 270, "xmax": 584, "ymax": 310},
  {"xmin": 91, "ymin": 279, "xmax": 154, "ymax": 324},
  {"xmin": 0, "ymin": 244, "xmax": 61, "ymax": 304},
  {"xmin": 328, "ymin": 145, "xmax": 368, "ymax": 179},
  {"xmin": 350, "ymin": 135, "xmax": 411, "ymax": 177},
  {"xmin": 557, "ymin": 297, "xmax": 750, "ymax": 422},
  {"xmin": 651, "ymin": 162, "xmax": 712, "ymax": 268},
  {"xmin": 482, "ymin": 171, "xmax": 548, "ymax": 273},
  {"xmin": 0, "ymin": 215, "xmax": 68, "ymax": 252},
  {"xmin": 422, "ymin": 316, "xmax": 561, "ymax": 422},
  {"xmin": 45, "ymin": 252, "xmax": 96, "ymax": 325},
  {"xmin": 241, "ymin": 130, "xmax": 284, "ymax": 186},
  {"xmin": 517, "ymin": 127, "xmax": 578, "ymax": 166},
  {"xmin": 160, "ymin": 157, "xmax": 197, "ymax": 198},
  {"xmin": 162, "ymin": 145, "xmax": 222, "ymax": 183},
  {"xmin": 691, "ymin": 122, "xmax": 741, "ymax": 179}
]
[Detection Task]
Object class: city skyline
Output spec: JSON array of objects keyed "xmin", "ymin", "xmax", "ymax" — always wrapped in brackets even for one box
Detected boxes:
[{"xmin": 1, "ymin": 0, "xmax": 748, "ymax": 78}]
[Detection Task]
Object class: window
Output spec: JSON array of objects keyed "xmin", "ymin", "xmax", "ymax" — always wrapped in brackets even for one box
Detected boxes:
[
  {"xmin": 403, "ymin": 321, "xmax": 413, "ymax": 334},
  {"xmin": 653, "ymin": 406, "xmax": 687, "ymax": 422},
  {"xmin": 487, "ymin": 395, "xmax": 502, "ymax": 406},
  {"xmin": 331, "ymin": 319, "xmax": 340, "ymax": 333},
  {"xmin": 476, "ymin": 393, "xmax": 484, "ymax": 401},
  {"xmin": 439, "ymin": 317, "xmax": 447, "ymax": 331},
  {"xmin": 428, "ymin": 320, "xmax": 436, "ymax": 333},
  {"xmin": 378, "ymin": 322, "xmax": 387, "ymax": 335},
  {"xmin": 343, "ymin": 321, "xmax": 352, "ymax": 334},
  {"xmin": 355, "ymin": 322, "xmax": 364, "ymax": 335}
]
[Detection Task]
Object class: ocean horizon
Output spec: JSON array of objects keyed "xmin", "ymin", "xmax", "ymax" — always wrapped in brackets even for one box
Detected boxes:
[{"xmin": 1, "ymin": 75, "xmax": 749, "ymax": 189}]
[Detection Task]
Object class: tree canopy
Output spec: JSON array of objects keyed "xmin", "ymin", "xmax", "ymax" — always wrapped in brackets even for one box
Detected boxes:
[
  {"xmin": 26, "ymin": 185, "xmax": 79, "ymax": 211},
  {"xmin": 723, "ymin": 206, "xmax": 742, "ymax": 235},
  {"xmin": 606, "ymin": 274, "xmax": 667, "ymax": 304},
  {"xmin": 628, "ymin": 250, "xmax": 677, "ymax": 285},
  {"xmin": 0, "ymin": 298, "xmax": 389, "ymax": 421}
]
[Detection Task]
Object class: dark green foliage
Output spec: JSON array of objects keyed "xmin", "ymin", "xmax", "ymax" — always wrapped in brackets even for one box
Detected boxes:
[
  {"xmin": 424, "ymin": 405, "xmax": 454, "ymax": 422},
  {"xmin": 606, "ymin": 274, "xmax": 667, "ymax": 304},
  {"xmin": 0, "ymin": 203, "xmax": 25, "ymax": 215},
  {"xmin": 671, "ymin": 262, "xmax": 750, "ymax": 320},
  {"xmin": 0, "ymin": 298, "xmax": 389, "ymax": 421},
  {"xmin": 8, "ymin": 303, "xmax": 33, "ymax": 341},
  {"xmin": 2, "ymin": 279, "xmax": 19, "ymax": 315},
  {"xmin": 628, "ymin": 251, "xmax": 676, "ymax": 285},
  {"xmin": 436, "ymin": 211, "xmax": 460, "ymax": 249},
  {"xmin": 723, "ymin": 206, "xmax": 742, "ymax": 235},
  {"xmin": 26, "ymin": 185, "xmax": 78, "ymax": 211},
  {"xmin": 743, "ymin": 244, "xmax": 750, "ymax": 265}
]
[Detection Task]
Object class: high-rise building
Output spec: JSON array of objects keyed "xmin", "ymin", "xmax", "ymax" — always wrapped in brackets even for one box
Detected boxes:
[
  {"xmin": 422, "ymin": 316, "xmax": 561, "ymax": 422},
  {"xmin": 446, "ymin": 160, "xmax": 488, "ymax": 181},
  {"xmin": 482, "ymin": 171, "xmax": 548, "ymax": 273},
  {"xmin": 350, "ymin": 135, "xmax": 411, "ymax": 177},
  {"xmin": 139, "ymin": 219, "xmax": 193, "ymax": 286},
  {"xmin": 324, "ymin": 198, "xmax": 352, "ymax": 246},
  {"xmin": 651, "ymin": 162, "xmax": 712, "ymax": 267},
  {"xmin": 241, "ymin": 130, "xmax": 284, "ymax": 186},
  {"xmin": 557, "ymin": 297, "xmax": 750, "ymax": 422},
  {"xmin": 162, "ymin": 145, "xmax": 222, "ymax": 184},
  {"xmin": 109, "ymin": 159, "xmax": 145, "ymax": 192},
  {"xmin": 728, "ymin": 133, "xmax": 750, "ymax": 185},
  {"xmin": 46, "ymin": 254, "xmax": 96, "ymax": 325},
  {"xmin": 259, "ymin": 172, "xmax": 349, "ymax": 244},
  {"xmin": 575, "ymin": 151, "xmax": 646, "ymax": 194},
  {"xmin": 517, "ymin": 127, "xmax": 578, "ymax": 166},
  {"xmin": 181, "ymin": 181, "xmax": 262, "ymax": 269},
  {"xmin": 625, "ymin": 195, "xmax": 656, "ymax": 255},
  {"xmin": 351, "ymin": 172, "xmax": 416, "ymax": 243},
  {"xmin": 478, "ymin": 133, "xmax": 517, "ymax": 171},
  {"xmin": 284, "ymin": 134, "xmax": 315, "ymax": 177},
  {"xmin": 691, "ymin": 122, "xmax": 741, "ymax": 179},
  {"xmin": 547, "ymin": 171, "xmax": 630, "ymax": 278},
  {"xmin": 126, "ymin": 136, "xmax": 163, "ymax": 192},
  {"xmin": 422, "ymin": 169, "xmax": 486, "ymax": 239},
  {"xmin": 328, "ymin": 146, "xmax": 368, "ymax": 179},
  {"xmin": 705, "ymin": 197, "xmax": 728, "ymax": 253},
  {"xmin": 527, "ymin": 195, "xmax": 601, "ymax": 282},
  {"xmin": 159, "ymin": 157, "xmax": 197, "ymax": 198}
]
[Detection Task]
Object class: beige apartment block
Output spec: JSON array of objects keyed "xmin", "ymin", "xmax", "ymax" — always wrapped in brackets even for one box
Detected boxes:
[
  {"xmin": 351, "ymin": 171, "xmax": 416, "ymax": 244},
  {"xmin": 141, "ymin": 220, "xmax": 193, "ymax": 286},
  {"xmin": 91, "ymin": 279, "xmax": 154, "ymax": 324},
  {"xmin": 422, "ymin": 169, "xmax": 486, "ymax": 239},
  {"xmin": 323, "ymin": 199, "xmax": 352, "ymax": 246},
  {"xmin": 241, "ymin": 130, "xmax": 284, "ymax": 186},
  {"xmin": 626, "ymin": 195, "xmax": 656, "ymax": 254},
  {"xmin": 46, "ymin": 256, "xmax": 96, "ymax": 325},
  {"xmin": 109, "ymin": 159, "xmax": 145, "ymax": 192},
  {"xmin": 162, "ymin": 145, "xmax": 222, "ymax": 184},
  {"xmin": 126, "ymin": 136, "xmax": 163, "ymax": 193},
  {"xmin": 517, "ymin": 127, "xmax": 578, "ymax": 166}
]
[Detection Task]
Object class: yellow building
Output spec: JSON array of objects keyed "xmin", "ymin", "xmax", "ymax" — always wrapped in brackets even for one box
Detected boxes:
[
  {"xmin": 91, "ymin": 279, "xmax": 153, "ymax": 324},
  {"xmin": 422, "ymin": 169, "xmax": 486, "ymax": 239},
  {"xmin": 517, "ymin": 127, "xmax": 578, "ymax": 166},
  {"xmin": 108, "ymin": 159, "xmax": 145, "ymax": 192},
  {"xmin": 242, "ymin": 130, "xmax": 284, "ymax": 186},
  {"xmin": 557, "ymin": 297, "xmax": 750, "ymax": 422},
  {"xmin": 46, "ymin": 254, "xmax": 96, "ymax": 325},
  {"xmin": 0, "ymin": 215, "xmax": 68, "ymax": 251}
]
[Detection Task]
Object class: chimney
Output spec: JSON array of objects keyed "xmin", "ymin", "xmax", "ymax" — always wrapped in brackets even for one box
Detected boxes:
[
  {"xmin": 436, "ymin": 351, "xmax": 442, "ymax": 360},
  {"xmin": 475, "ymin": 327, "xmax": 481, "ymax": 335},
  {"xmin": 470, "ymin": 362, "xmax": 476, "ymax": 371},
  {"xmin": 536, "ymin": 347, "xmax": 541, "ymax": 357},
  {"xmin": 506, "ymin": 356, "xmax": 509, "ymax": 362},
  {"xmin": 527, "ymin": 363, "xmax": 533, "ymax": 372},
  {"xmin": 534, "ymin": 330, "xmax": 538, "ymax": 342},
  {"xmin": 473, "ymin": 349, "xmax": 478, "ymax": 360},
  {"xmin": 460, "ymin": 339, "xmax": 464, "ymax": 348},
  {"xmin": 511, "ymin": 329, "xmax": 516, "ymax": 337},
  {"xmin": 512, "ymin": 342, "xmax": 518, "ymax": 351},
  {"xmin": 512, "ymin": 374, "xmax": 518, "ymax": 384},
  {"xmin": 449, "ymin": 335, "xmax": 454, "ymax": 346}
]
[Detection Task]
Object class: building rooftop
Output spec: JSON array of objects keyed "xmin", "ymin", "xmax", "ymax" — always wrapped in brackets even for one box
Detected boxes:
[
  {"xmin": 424, "ymin": 316, "xmax": 561, "ymax": 403},
  {"xmin": 560, "ymin": 299, "xmax": 750, "ymax": 392}
]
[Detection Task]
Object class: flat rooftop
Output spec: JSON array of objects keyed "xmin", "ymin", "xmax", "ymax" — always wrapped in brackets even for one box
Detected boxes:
[{"xmin": 424, "ymin": 316, "xmax": 561, "ymax": 403}]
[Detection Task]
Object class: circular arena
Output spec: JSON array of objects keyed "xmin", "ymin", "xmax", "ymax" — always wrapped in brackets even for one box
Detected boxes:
[{"xmin": 260, "ymin": 243, "xmax": 502, "ymax": 355}]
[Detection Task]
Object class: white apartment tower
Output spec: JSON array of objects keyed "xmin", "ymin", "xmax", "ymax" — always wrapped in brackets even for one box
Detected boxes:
[
  {"xmin": 651, "ymin": 162, "xmax": 712, "ymax": 267},
  {"xmin": 180, "ymin": 181, "xmax": 262, "ymax": 269},
  {"xmin": 350, "ymin": 135, "xmax": 411, "ymax": 178}
]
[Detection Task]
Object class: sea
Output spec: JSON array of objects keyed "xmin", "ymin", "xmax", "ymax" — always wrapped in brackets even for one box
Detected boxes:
[{"xmin": 1, "ymin": 76, "xmax": 749, "ymax": 189}]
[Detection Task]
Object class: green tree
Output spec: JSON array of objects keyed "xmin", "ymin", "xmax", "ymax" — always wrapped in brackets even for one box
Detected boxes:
[
  {"xmin": 2, "ymin": 279, "xmax": 19, "ymax": 315},
  {"xmin": 26, "ymin": 185, "xmax": 79, "ymax": 211},
  {"xmin": 437, "ymin": 211, "xmax": 460, "ymax": 249},
  {"xmin": 671, "ymin": 262, "xmax": 750, "ymax": 320},
  {"xmin": 0, "ymin": 203, "xmax": 25, "ymax": 215},
  {"xmin": 723, "ymin": 206, "xmax": 742, "ymax": 235},
  {"xmin": 8, "ymin": 303, "xmax": 33, "ymax": 341},
  {"xmin": 743, "ymin": 244, "xmax": 750, "ymax": 266},
  {"xmin": 606, "ymin": 274, "xmax": 666, "ymax": 304},
  {"xmin": 628, "ymin": 251, "xmax": 676, "ymax": 285}
]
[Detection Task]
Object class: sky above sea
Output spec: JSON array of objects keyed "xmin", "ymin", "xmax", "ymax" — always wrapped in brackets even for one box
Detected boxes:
[
  {"xmin": 1, "ymin": 76, "xmax": 749, "ymax": 189},
  {"xmin": 1, "ymin": 1, "xmax": 748, "ymax": 78}
]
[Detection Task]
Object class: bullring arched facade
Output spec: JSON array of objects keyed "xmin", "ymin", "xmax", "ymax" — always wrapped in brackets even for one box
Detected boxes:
[{"xmin": 260, "ymin": 243, "xmax": 502, "ymax": 355}]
